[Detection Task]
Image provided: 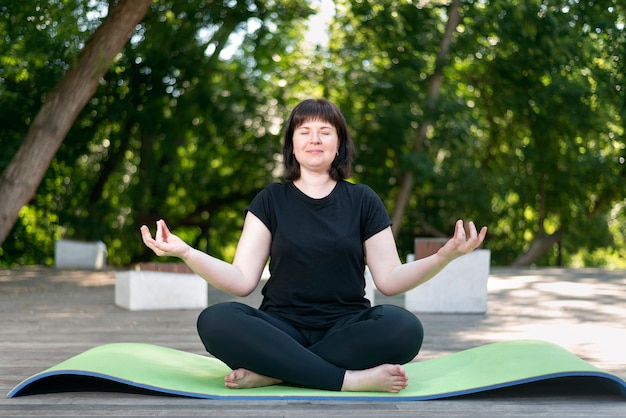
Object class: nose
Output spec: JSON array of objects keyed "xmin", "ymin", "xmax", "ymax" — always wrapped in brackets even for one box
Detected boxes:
[{"xmin": 310, "ymin": 132, "xmax": 322, "ymax": 143}]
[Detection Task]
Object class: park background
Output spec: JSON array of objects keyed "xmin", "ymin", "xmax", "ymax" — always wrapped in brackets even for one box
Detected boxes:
[{"xmin": 0, "ymin": 0, "xmax": 624, "ymax": 269}]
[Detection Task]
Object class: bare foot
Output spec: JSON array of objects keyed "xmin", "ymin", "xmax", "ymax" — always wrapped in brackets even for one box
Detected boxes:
[
  {"xmin": 224, "ymin": 368, "xmax": 283, "ymax": 389},
  {"xmin": 341, "ymin": 364, "xmax": 408, "ymax": 393}
]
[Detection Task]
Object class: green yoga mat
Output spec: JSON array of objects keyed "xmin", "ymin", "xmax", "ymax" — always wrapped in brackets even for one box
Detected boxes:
[{"xmin": 8, "ymin": 340, "xmax": 626, "ymax": 400}]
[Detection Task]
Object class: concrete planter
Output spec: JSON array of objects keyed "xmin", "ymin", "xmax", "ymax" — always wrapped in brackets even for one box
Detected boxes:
[
  {"xmin": 55, "ymin": 239, "xmax": 107, "ymax": 270},
  {"xmin": 405, "ymin": 249, "xmax": 491, "ymax": 313},
  {"xmin": 402, "ymin": 237, "xmax": 491, "ymax": 313},
  {"xmin": 115, "ymin": 263, "xmax": 208, "ymax": 311}
]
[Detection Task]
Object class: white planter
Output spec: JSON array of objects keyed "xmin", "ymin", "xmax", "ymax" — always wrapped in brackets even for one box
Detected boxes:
[
  {"xmin": 55, "ymin": 239, "xmax": 107, "ymax": 270},
  {"xmin": 364, "ymin": 267, "xmax": 375, "ymax": 305},
  {"xmin": 405, "ymin": 249, "xmax": 491, "ymax": 313},
  {"xmin": 115, "ymin": 270, "xmax": 208, "ymax": 311}
]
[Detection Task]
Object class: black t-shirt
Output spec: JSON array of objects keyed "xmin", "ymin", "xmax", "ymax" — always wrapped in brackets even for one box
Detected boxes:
[{"xmin": 245, "ymin": 180, "xmax": 392, "ymax": 329}]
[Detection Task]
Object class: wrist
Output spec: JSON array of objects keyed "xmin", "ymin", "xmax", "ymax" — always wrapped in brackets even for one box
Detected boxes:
[
  {"xmin": 181, "ymin": 245, "xmax": 194, "ymax": 262},
  {"xmin": 434, "ymin": 248, "xmax": 456, "ymax": 265}
]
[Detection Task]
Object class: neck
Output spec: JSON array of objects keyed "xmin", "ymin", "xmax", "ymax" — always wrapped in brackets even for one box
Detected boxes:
[{"xmin": 293, "ymin": 174, "xmax": 337, "ymax": 199}]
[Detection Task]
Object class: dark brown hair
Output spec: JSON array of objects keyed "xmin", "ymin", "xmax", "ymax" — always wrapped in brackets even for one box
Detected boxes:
[{"xmin": 282, "ymin": 98, "xmax": 355, "ymax": 181}]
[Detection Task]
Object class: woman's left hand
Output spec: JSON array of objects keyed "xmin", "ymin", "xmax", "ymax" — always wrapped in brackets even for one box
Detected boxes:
[{"xmin": 437, "ymin": 220, "xmax": 487, "ymax": 261}]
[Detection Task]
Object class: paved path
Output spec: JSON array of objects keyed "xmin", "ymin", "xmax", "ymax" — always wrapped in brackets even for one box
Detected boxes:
[{"xmin": 0, "ymin": 266, "xmax": 624, "ymax": 417}]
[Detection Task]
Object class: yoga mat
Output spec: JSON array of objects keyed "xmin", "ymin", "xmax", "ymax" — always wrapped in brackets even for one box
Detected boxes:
[{"xmin": 8, "ymin": 340, "xmax": 626, "ymax": 401}]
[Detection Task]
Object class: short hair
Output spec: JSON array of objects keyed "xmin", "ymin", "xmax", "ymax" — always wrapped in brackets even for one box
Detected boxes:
[{"xmin": 282, "ymin": 99, "xmax": 355, "ymax": 181}]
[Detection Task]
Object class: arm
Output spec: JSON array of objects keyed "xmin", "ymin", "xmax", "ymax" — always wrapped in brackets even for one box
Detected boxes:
[
  {"xmin": 140, "ymin": 212, "xmax": 271, "ymax": 297},
  {"xmin": 365, "ymin": 220, "xmax": 487, "ymax": 296}
]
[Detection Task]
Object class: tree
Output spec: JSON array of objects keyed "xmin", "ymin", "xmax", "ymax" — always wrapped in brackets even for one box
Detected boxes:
[
  {"xmin": 1, "ymin": 0, "xmax": 316, "ymax": 265},
  {"xmin": 325, "ymin": 0, "xmax": 487, "ymax": 255},
  {"xmin": 389, "ymin": 0, "xmax": 462, "ymax": 236},
  {"xmin": 462, "ymin": 0, "xmax": 626, "ymax": 265},
  {"xmin": 322, "ymin": 0, "xmax": 625, "ymax": 265},
  {"xmin": 1, "ymin": 0, "xmax": 624, "ymax": 268},
  {"xmin": 0, "ymin": 0, "xmax": 152, "ymax": 245},
  {"xmin": 56, "ymin": 0, "xmax": 314, "ymax": 264}
]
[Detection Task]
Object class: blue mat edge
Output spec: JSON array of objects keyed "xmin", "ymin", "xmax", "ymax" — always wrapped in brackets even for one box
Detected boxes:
[{"xmin": 8, "ymin": 369, "xmax": 626, "ymax": 401}]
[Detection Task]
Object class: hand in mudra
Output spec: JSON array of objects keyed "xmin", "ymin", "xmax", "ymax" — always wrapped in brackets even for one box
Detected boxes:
[
  {"xmin": 140, "ymin": 219, "xmax": 191, "ymax": 259},
  {"xmin": 438, "ymin": 220, "xmax": 487, "ymax": 261}
]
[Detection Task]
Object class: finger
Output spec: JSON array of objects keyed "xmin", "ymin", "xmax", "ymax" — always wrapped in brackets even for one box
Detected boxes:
[
  {"xmin": 467, "ymin": 221, "xmax": 478, "ymax": 240},
  {"xmin": 140, "ymin": 225, "xmax": 154, "ymax": 244},
  {"xmin": 477, "ymin": 226, "xmax": 488, "ymax": 246},
  {"xmin": 468, "ymin": 225, "xmax": 487, "ymax": 250},
  {"xmin": 455, "ymin": 219, "xmax": 465, "ymax": 239},
  {"xmin": 159, "ymin": 219, "xmax": 172, "ymax": 240},
  {"xmin": 155, "ymin": 220, "xmax": 163, "ymax": 242}
]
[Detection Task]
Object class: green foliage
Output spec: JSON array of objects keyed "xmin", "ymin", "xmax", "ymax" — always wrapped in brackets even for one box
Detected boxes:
[
  {"xmin": 322, "ymin": 0, "xmax": 625, "ymax": 265},
  {"xmin": 1, "ymin": 0, "xmax": 315, "ymax": 266},
  {"xmin": 1, "ymin": 0, "xmax": 624, "ymax": 268},
  {"xmin": 457, "ymin": 0, "xmax": 626, "ymax": 265},
  {"xmin": 1, "ymin": 0, "xmax": 85, "ymax": 168}
]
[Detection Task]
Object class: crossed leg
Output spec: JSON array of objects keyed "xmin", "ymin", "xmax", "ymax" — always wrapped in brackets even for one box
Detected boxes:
[{"xmin": 197, "ymin": 302, "xmax": 423, "ymax": 392}]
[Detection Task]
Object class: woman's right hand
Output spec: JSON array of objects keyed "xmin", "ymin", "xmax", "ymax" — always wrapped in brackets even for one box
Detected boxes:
[{"xmin": 140, "ymin": 219, "xmax": 191, "ymax": 259}]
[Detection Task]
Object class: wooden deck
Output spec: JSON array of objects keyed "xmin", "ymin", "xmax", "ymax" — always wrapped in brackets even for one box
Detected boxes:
[{"xmin": 1, "ymin": 266, "xmax": 624, "ymax": 417}]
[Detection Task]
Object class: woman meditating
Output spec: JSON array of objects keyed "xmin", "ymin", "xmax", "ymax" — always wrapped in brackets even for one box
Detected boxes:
[{"xmin": 141, "ymin": 98, "xmax": 487, "ymax": 393}]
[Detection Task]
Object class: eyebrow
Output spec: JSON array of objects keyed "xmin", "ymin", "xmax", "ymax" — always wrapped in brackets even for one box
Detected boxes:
[{"xmin": 296, "ymin": 122, "xmax": 334, "ymax": 130}]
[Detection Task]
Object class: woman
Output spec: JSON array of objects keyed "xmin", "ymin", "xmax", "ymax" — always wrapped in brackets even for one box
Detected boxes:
[{"xmin": 141, "ymin": 98, "xmax": 487, "ymax": 393}]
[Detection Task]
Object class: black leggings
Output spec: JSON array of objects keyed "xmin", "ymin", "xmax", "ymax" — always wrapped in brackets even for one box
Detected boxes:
[{"xmin": 196, "ymin": 302, "xmax": 424, "ymax": 391}]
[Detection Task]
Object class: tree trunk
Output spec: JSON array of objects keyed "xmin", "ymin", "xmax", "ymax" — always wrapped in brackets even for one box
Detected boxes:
[
  {"xmin": 0, "ymin": 0, "xmax": 152, "ymax": 245},
  {"xmin": 512, "ymin": 229, "xmax": 562, "ymax": 266},
  {"xmin": 391, "ymin": 0, "xmax": 462, "ymax": 236}
]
